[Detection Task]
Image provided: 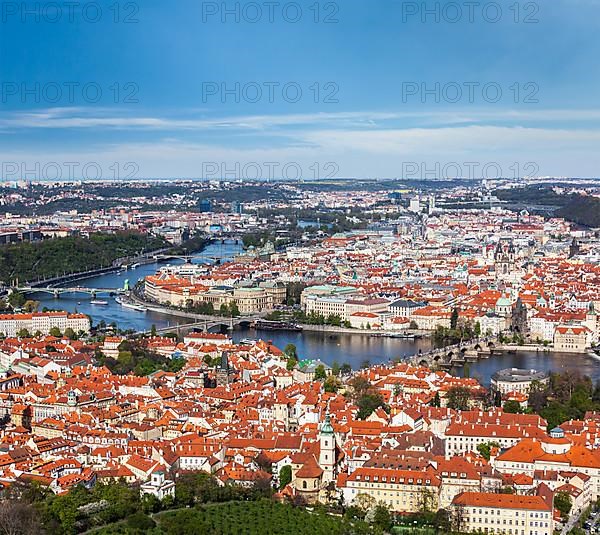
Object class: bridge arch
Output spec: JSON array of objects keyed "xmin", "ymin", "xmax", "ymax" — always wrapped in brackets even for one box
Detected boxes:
[{"xmin": 207, "ymin": 323, "xmax": 230, "ymax": 333}]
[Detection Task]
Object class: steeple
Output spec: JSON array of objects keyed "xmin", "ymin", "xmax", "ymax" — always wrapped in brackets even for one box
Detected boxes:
[
  {"xmin": 319, "ymin": 414, "xmax": 336, "ymax": 483},
  {"xmin": 320, "ymin": 414, "xmax": 334, "ymax": 436}
]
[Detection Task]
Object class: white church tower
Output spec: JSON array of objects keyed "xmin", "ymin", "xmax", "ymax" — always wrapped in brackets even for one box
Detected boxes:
[{"xmin": 319, "ymin": 414, "xmax": 336, "ymax": 483}]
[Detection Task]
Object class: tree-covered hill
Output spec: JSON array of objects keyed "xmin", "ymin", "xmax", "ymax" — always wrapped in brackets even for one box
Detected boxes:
[{"xmin": 0, "ymin": 232, "xmax": 166, "ymax": 284}]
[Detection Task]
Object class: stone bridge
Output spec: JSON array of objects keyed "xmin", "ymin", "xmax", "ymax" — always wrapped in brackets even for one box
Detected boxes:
[
  {"xmin": 407, "ymin": 338, "xmax": 496, "ymax": 369},
  {"xmin": 149, "ymin": 315, "xmax": 262, "ymax": 336}
]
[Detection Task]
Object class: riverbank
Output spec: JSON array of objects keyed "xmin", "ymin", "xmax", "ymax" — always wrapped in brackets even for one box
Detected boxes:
[{"xmin": 298, "ymin": 323, "xmax": 430, "ymax": 337}]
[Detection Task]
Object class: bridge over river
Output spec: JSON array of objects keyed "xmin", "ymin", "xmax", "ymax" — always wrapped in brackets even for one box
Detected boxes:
[
  {"xmin": 147, "ymin": 314, "xmax": 264, "ymax": 336},
  {"xmin": 17, "ymin": 286, "xmax": 127, "ymax": 299},
  {"xmin": 406, "ymin": 338, "xmax": 496, "ymax": 368}
]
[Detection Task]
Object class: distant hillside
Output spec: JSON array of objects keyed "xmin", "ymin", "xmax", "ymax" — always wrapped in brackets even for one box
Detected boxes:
[
  {"xmin": 494, "ymin": 187, "xmax": 600, "ymax": 228},
  {"xmin": 555, "ymin": 195, "xmax": 600, "ymax": 228}
]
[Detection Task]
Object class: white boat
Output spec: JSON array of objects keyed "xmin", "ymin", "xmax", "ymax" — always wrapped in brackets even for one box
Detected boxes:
[
  {"xmin": 122, "ymin": 301, "xmax": 147, "ymax": 312},
  {"xmin": 115, "ymin": 296, "xmax": 147, "ymax": 312},
  {"xmin": 90, "ymin": 299, "xmax": 109, "ymax": 305}
]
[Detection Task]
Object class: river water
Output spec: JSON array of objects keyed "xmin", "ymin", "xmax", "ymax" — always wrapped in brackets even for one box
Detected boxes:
[
  {"xmin": 28, "ymin": 240, "xmax": 600, "ymax": 381},
  {"xmin": 31, "ymin": 240, "xmax": 243, "ymax": 332}
]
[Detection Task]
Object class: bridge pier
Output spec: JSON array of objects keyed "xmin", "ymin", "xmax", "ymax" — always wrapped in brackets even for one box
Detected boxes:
[{"xmin": 53, "ymin": 290, "xmax": 60, "ymax": 299}]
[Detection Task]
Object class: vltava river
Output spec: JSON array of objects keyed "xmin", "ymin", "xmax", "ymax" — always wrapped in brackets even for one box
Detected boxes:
[{"xmin": 28, "ymin": 240, "xmax": 600, "ymax": 380}]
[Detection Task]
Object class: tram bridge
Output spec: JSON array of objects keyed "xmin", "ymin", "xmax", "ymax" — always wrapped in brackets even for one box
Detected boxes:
[{"xmin": 16, "ymin": 286, "xmax": 126, "ymax": 299}]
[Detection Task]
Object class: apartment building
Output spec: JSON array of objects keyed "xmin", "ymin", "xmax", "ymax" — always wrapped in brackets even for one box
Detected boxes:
[
  {"xmin": 340, "ymin": 467, "xmax": 441, "ymax": 513},
  {"xmin": 452, "ymin": 492, "xmax": 553, "ymax": 535},
  {"xmin": 0, "ymin": 312, "xmax": 90, "ymax": 337}
]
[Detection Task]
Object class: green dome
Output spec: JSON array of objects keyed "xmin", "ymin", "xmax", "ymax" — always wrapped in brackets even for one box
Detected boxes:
[{"xmin": 320, "ymin": 414, "xmax": 334, "ymax": 435}]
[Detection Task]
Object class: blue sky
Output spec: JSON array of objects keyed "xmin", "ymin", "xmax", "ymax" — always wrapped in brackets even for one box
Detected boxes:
[{"xmin": 1, "ymin": 0, "xmax": 600, "ymax": 179}]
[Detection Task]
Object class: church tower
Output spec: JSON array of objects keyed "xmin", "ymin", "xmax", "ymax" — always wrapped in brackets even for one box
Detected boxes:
[
  {"xmin": 495, "ymin": 239, "xmax": 516, "ymax": 280},
  {"xmin": 586, "ymin": 301, "xmax": 598, "ymax": 341},
  {"xmin": 319, "ymin": 414, "xmax": 336, "ymax": 483}
]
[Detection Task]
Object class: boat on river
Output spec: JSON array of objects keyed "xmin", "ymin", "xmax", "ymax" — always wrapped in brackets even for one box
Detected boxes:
[
  {"xmin": 115, "ymin": 296, "xmax": 147, "ymax": 312},
  {"xmin": 90, "ymin": 299, "xmax": 109, "ymax": 305},
  {"xmin": 254, "ymin": 320, "xmax": 302, "ymax": 332}
]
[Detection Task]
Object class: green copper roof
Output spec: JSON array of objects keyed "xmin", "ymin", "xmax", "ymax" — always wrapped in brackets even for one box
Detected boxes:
[{"xmin": 320, "ymin": 414, "xmax": 334, "ymax": 435}]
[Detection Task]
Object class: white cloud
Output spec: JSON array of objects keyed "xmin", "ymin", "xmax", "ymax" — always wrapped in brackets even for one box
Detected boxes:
[{"xmin": 2, "ymin": 125, "xmax": 600, "ymax": 179}]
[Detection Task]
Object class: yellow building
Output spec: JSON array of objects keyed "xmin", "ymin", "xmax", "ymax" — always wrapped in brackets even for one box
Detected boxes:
[
  {"xmin": 553, "ymin": 325, "xmax": 591, "ymax": 353},
  {"xmin": 341, "ymin": 467, "xmax": 441, "ymax": 512}
]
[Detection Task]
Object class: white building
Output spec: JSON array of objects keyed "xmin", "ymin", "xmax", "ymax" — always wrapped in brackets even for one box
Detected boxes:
[
  {"xmin": 0, "ymin": 312, "xmax": 90, "ymax": 337},
  {"xmin": 452, "ymin": 492, "xmax": 553, "ymax": 535},
  {"xmin": 140, "ymin": 469, "xmax": 176, "ymax": 500}
]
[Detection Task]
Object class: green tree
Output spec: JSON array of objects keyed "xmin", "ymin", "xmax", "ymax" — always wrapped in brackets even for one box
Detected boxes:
[
  {"xmin": 554, "ymin": 491, "xmax": 572, "ymax": 519},
  {"xmin": 314, "ymin": 364, "xmax": 327, "ymax": 381},
  {"xmin": 372, "ymin": 504, "xmax": 392, "ymax": 531},
  {"xmin": 126, "ymin": 511, "xmax": 156, "ymax": 531},
  {"xmin": 503, "ymin": 400, "xmax": 522, "ymax": 413},
  {"xmin": 348, "ymin": 376, "xmax": 372, "ymax": 401},
  {"xmin": 279, "ymin": 465, "xmax": 292, "ymax": 490},
  {"xmin": 17, "ymin": 328, "xmax": 30, "ymax": 338},
  {"xmin": 430, "ymin": 392, "xmax": 441, "ymax": 408},
  {"xmin": 150, "ymin": 324, "xmax": 157, "ymax": 337},
  {"xmin": 324, "ymin": 375, "xmax": 341, "ymax": 393},
  {"xmin": 340, "ymin": 363, "xmax": 352, "ymax": 376},
  {"xmin": 434, "ymin": 509, "xmax": 452, "ymax": 533},
  {"xmin": 7, "ymin": 291, "xmax": 26, "ymax": 309},
  {"xmin": 357, "ymin": 393, "xmax": 386, "ymax": 420},
  {"xmin": 283, "ymin": 343, "xmax": 298, "ymax": 360},
  {"xmin": 450, "ymin": 307, "xmax": 459, "ymax": 329},
  {"xmin": 63, "ymin": 327, "xmax": 76, "ymax": 340},
  {"xmin": 49, "ymin": 326, "xmax": 62, "ymax": 338},
  {"xmin": 446, "ymin": 386, "xmax": 471, "ymax": 411},
  {"xmin": 477, "ymin": 441, "xmax": 500, "ymax": 461}
]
